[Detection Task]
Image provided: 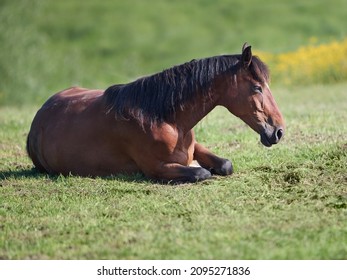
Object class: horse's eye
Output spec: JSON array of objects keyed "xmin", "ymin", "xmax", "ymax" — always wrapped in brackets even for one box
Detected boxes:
[{"xmin": 253, "ymin": 85, "xmax": 263, "ymax": 94}]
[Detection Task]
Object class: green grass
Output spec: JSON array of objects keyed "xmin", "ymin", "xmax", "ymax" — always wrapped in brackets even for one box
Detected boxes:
[
  {"xmin": 1, "ymin": 83, "xmax": 346, "ymax": 259},
  {"xmin": 1, "ymin": 0, "xmax": 347, "ymax": 105},
  {"xmin": 1, "ymin": 0, "xmax": 346, "ymax": 260}
]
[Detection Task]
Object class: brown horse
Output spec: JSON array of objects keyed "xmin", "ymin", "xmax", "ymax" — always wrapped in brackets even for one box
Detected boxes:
[{"xmin": 27, "ymin": 43, "xmax": 285, "ymax": 183}]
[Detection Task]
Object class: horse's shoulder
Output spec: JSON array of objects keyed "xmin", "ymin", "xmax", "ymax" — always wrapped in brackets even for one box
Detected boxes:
[
  {"xmin": 150, "ymin": 123, "xmax": 178, "ymax": 143},
  {"xmin": 150, "ymin": 123, "xmax": 195, "ymax": 150}
]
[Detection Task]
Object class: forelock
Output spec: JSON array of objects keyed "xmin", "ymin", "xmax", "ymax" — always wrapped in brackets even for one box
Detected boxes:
[{"xmin": 249, "ymin": 56, "xmax": 270, "ymax": 83}]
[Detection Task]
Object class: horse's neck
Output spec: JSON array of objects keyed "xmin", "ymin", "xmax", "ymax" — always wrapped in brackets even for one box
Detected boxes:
[{"xmin": 175, "ymin": 90, "xmax": 219, "ymax": 133}]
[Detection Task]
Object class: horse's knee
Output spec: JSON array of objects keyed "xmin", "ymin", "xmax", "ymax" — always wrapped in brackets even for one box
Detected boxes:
[
  {"xmin": 167, "ymin": 167, "xmax": 212, "ymax": 184},
  {"xmin": 194, "ymin": 143, "xmax": 233, "ymax": 176},
  {"xmin": 212, "ymin": 159, "xmax": 233, "ymax": 176},
  {"xmin": 189, "ymin": 167, "xmax": 212, "ymax": 182},
  {"xmin": 143, "ymin": 162, "xmax": 211, "ymax": 184}
]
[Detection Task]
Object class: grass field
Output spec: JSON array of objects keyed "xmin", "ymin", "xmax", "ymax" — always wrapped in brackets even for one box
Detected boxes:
[
  {"xmin": 1, "ymin": 0, "xmax": 347, "ymax": 259},
  {"xmin": 1, "ymin": 83, "xmax": 346, "ymax": 259}
]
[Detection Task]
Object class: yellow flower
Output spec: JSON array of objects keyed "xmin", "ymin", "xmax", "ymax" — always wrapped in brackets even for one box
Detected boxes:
[{"xmin": 257, "ymin": 39, "xmax": 347, "ymax": 85}]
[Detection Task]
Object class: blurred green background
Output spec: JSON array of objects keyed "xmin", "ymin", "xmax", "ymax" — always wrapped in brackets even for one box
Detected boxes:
[{"xmin": 1, "ymin": 0, "xmax": 346, "ymax": 106}]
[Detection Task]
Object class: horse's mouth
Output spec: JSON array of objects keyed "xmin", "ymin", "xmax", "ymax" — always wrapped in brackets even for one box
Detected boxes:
[
  {"xmin": 260, "ymin": 133, "xmax": 272, "ymax": 147},
  {"xmin": 260, "ymin": 126, "xmax": 284, "ymax": 147}
]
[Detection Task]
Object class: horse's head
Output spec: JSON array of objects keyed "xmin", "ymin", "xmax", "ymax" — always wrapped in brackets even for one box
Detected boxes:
[{"xmin": 219, "ymin": 43, "xmax": 285, "ymax": 147}]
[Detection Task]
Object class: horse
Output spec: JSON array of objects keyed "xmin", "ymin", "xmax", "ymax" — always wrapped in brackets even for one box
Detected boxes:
[{"xmin": 27, "ymin": 43, "xmax": 285, "ymax": 183}]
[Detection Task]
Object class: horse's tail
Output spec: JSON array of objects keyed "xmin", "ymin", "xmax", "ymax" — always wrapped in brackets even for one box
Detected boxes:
[
  {"xmin": 26, "ymin": 132, "xmax": 47, "ymax": 173},
  {"xmin": 26, "ymin": 134, "xmax": 31, "ymax": 158}
]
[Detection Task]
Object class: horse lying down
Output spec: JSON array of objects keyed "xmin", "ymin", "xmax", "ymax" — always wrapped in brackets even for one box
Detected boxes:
[{"xmin": 27, "ymin": 43, "xmax": 285, "ymax": 183}]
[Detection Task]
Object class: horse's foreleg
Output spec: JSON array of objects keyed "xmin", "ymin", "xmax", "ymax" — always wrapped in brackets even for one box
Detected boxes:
[
  {"xmin": 145, "ymin": 163, "xmax": 211, "ymax": 184},
  {"xmin": 193, "ymin": 142, "xmax": 233, "ymax": 176}
]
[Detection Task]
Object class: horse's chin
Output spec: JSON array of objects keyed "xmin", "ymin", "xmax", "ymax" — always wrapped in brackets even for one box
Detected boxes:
[{"xmin": 260, "ymin": 133, "xmax": 272, "ymax": 147}]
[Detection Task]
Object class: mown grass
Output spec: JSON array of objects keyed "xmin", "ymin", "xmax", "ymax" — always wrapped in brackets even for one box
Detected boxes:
[{"xmin": 1, "ymin": 83, "xmax": 346, "ymax": 259}]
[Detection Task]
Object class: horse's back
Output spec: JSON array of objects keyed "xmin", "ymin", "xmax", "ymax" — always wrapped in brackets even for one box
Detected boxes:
[
  {"xmin": 30, "ymin": 87, "xmax": 104, "ymax": 130},
  {"xmin": 40, "ymin": 86, "xmax": 103, "ymax": 110}
]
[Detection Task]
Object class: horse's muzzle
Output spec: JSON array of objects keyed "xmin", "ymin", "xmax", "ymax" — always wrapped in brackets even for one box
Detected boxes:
[{"xmin": 260, "ymin": 126, "xmax": 284, "ymax": 147}]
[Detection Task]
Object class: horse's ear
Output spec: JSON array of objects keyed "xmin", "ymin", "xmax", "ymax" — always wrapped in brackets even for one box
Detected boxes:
[
  {"xmin": 242, "ymin": 42, "xmax": 249, "ymax": 52},
  {"xmin": 241, "ymin": 43, "xmax": 252, "ymax": 69}
]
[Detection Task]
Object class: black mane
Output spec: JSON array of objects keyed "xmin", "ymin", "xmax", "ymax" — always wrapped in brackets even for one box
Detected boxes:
[{"xmin": 104, "ymin": 54, "xmax": 268, "ymax": 126}]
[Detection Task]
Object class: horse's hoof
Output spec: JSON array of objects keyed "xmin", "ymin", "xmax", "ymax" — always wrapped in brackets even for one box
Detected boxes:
[
  {"xmin": 193, "ymin": 168, "xmax": 212, "ymax": 182},
  {"xmin": 214, "ymin": 159, "xmax": 233, "ymax": 176}
]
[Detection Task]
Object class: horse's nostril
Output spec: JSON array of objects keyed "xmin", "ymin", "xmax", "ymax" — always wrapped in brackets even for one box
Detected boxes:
[{"xmin": 276, "ymin": 128, "xmax": 284, "ymax": 141}]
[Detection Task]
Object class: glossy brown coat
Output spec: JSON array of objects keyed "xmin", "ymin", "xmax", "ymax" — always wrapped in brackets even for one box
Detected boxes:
[{"xmin": 27, "ymin": 44, "xmax": 285, "ymax": 183}]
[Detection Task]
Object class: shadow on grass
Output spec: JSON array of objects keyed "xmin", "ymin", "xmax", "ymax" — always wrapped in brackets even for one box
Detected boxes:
[
  {"xmin": 0, "ymin": 168, "xmax": 43, "ymax": 180},
  {"xmin": 0, "ymin": 167, "xmax": 205, "ymax": 187},
  {"xmin": 0, "ymin": 167, "xmax": 153, "ymax": 184}
]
